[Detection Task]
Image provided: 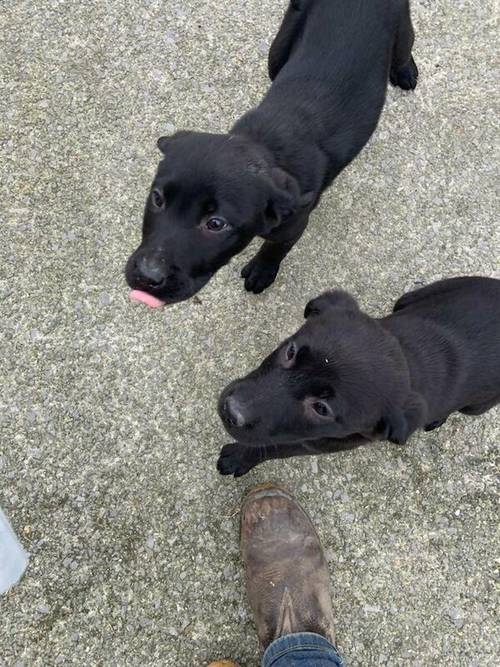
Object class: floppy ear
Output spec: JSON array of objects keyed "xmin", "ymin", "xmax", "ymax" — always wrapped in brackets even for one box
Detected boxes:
[
  {"xmin": 263, "ymin": 168, "xmax": 314, "ymax": 231},
  {"xmin": 157, "ymin": 130, "xmax": 192, "ymax": 154},
  {"xmin": 304, "ymin": 290, "xmax": 360, "ymax": 318},
  {"xmin": 157, "ymin": 136, "xmax": 170, "ymax": 154},
  {"xmin": 377, "ymin": 393, "xmax": 427, "ymax": 445}
]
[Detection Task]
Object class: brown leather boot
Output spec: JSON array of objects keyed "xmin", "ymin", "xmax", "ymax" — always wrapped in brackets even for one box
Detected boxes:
[{"xmin": 240, "ymin": 484, "xmax": 336, "ymax": 650}]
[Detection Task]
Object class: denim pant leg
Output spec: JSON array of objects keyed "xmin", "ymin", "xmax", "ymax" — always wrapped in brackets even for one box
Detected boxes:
[{"xmin": 261, "ymin": 632, "xmax": 345, "ymax": 667}]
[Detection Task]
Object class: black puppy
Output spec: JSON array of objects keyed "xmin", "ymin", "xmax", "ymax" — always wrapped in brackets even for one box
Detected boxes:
[
  {"xmin": 217, "ymin": 277, "xmax": 500, "ymax": 476},
  {"xmin": 126, "ymin": 0, "xmax": 418, "ymax": 304}
]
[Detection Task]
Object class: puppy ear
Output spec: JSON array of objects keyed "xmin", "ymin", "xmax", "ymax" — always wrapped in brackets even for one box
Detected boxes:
[
  {"xmin": 264, "ymin": 168, "xmax": 314, "ymax": 230},
  {"xmin": 265, "ymin": 185, "xmax": 296, "ymax": 228},
  {"xmin": 157, "ymin": 136, "xmax": 171, "ymax": 154},
  {"xmin": 304, "ymin": 290, "xmax": 359, "ymax": 318},
  {"xmin": 378, "ymin": 393, "xmax": 427, "ymax": 445},
  {"xmin": 157, "ymin": 130, "xmax": 192, "ymax": 154}
]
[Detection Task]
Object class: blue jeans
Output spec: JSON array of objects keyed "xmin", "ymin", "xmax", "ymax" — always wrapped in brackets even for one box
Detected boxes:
[{"xmin": 262, "ymin": 632, "xmax": 345, "ymax": 667}]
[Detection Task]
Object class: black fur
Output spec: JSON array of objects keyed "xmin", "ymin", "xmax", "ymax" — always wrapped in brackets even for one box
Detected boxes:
[
  {"xmin": 217, "ymin": 277, "xmax": 500, "ymax": 476},
  {"xmin": 126, "ymin": 0, "xmax": 418, "ymax": 303}
]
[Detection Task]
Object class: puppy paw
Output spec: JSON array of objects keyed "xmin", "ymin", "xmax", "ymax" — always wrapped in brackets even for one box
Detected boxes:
[
  {"xmin": 241, "ymin": 258, "xmax": 279, "ymax": 294},
  {"xmin": 217, "ymin": 444, "xmax": 256, "ymax": 478},
  {"xmin": 390, "ymin": 56, "xmax": 418, "ymax": 90},
  {"xmin": 424, "ymin": 417, "xmax": 447, "ymax": 432}
]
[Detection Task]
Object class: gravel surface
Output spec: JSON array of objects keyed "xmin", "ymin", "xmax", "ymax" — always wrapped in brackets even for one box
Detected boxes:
[{"xmin": 0, "ymin": 1, "xmax": 499, "ymax": 665}]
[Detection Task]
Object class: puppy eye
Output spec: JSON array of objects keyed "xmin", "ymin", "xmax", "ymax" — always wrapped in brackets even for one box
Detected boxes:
[
  {"xmin": 206, "ymin": 217, "xmax": 229, "ymax": 232},
  {"xmin": 152, "ymin": 188, "xmax": 165, "ymax": 209},
  {"xmin": 312, "ymin": 400, "xmax": 332, "ymax": 418}
]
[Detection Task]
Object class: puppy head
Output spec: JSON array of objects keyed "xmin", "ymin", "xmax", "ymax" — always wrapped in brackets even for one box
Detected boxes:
[
  {"xmin": 219, "ymin": 290, "xmax": 426, "ymax": 446},
  {"xmin": 125, "ymin": 131, "xmax": 312, "ymax": 304}
]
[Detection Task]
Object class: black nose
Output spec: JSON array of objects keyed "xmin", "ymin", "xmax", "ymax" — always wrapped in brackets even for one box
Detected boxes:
[
  {"xmin": 135, "ymin": 256, "xmax": 166, "ymax": 288},
  {"xmin": 223, "ymin": 396, "xmax": 248, "ymax": 428}
]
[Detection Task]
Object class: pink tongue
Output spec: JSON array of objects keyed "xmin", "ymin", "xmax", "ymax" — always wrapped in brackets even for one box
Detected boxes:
[{"xmin": 129, "ymin": 290, "xmax": 166, "ymax": 308}]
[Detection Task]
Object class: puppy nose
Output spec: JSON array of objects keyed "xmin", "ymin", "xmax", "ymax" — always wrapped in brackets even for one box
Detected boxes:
[
  {"xmin": 136, "ymin": 256, "xmax": 166, "ymax": 288},
  {"xmin": 223, "ymin": 396, "xmax": 247, "ymax": 428}
]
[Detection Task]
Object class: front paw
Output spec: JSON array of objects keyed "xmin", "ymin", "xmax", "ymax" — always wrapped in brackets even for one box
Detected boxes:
[
  {"xmin": 424, "ymin": 417, "xmax": 447, "ymax": 432},
  {"xmin": 390, "ymin": 56, "xmax": 418, "ymax": 90},
  {"xmin": 217, "ymin": 443, "xmax": 256, "ymax": 478},
  {"xmin": 241, "ymin": 258, "xmax": 279, "ymax": 294}
]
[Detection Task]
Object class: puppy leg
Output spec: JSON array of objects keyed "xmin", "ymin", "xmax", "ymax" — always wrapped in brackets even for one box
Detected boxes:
[
  {"xmin": 241, "ymin": 239, "xmax": 296, "ymax": 294},
  {"xmin": 424, "ymin": 417, "xmax": 448, "ymax": 432},
  {"xmin": 460, "ymin": 396, "xmax": 500, "ymax": 416},
  {"xmin": 217, "ymin": 443, "xmax": 263, "ymax": 477},
  {"xmin": 390, "ymin": 1, "xmax": 418, "ymax": 91},
  {"xmin": 217, "ymin": 437, "xmax": 370, "ymax": 478},
  {"xmin": 217, "ymin": 441, "xmax": 318, "ymax": 477},
  {"xmin": 268, "ymin": 1, "xmax": 306, "ymax": 81},
  {"xmin": 217, "ymin": 442, "xmax": 312, "ymax": 477},
  {"xmin": 242, "ymin": 212, "xmax": 309, "ymax": 293}
]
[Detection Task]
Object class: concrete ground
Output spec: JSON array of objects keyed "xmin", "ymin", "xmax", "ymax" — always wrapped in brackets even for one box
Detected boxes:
[{"xmin": 0, "ymin": 0, "xmax": 499, "ymax": 665}]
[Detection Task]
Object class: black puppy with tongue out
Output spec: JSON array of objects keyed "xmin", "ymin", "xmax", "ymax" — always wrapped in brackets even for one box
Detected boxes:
[{"xmin": 125, "ymin": 0, "xmax": 418, "ymax": 306}]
